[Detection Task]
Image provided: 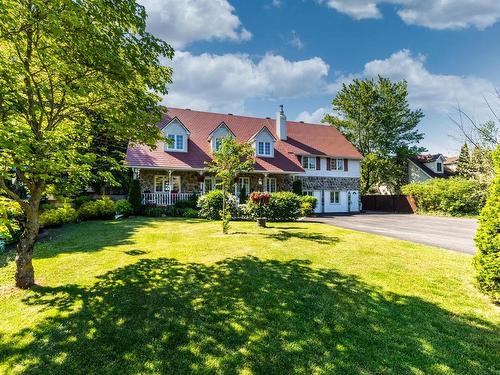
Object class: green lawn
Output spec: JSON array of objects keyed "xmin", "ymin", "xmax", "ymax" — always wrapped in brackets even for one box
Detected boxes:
[{"xmin": 0, "ymin": 218, "xmax": 498, "ymax": 374}]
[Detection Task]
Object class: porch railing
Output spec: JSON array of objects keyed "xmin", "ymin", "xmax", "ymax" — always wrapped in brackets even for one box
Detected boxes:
[{"xmin": 142, "ymin": 192, "xmax": 196, "ymax": 206}]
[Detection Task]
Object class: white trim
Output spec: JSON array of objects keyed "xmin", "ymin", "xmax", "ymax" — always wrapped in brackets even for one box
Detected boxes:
[
  {"xmin": 126, "ymin": 165, "xmax": 302, "ymax": 175},
  {"xmin": 249, "ymin": 126, "xmax": 277, "ymax": 142},
  {"xmin": 207, "ymin": 121, "xmax": 235, "ymax": 140},
  {"xmin": 408, "ymin": 159, "xmax": 432, "ymax": 178},
  {"xmin": 161, "ymin": 116, "xmax": 191, "ymax": 135}
]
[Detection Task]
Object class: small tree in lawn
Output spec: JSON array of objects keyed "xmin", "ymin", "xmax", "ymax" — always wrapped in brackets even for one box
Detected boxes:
[{"xmin": 207, "ymin": 136, "xmax": 254, "ymax": 234}]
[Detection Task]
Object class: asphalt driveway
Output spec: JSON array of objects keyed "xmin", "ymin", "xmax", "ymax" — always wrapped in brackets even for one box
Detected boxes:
[{"xmin": 309, "ymin": 213, "xmax": 478, "ymax": 254}]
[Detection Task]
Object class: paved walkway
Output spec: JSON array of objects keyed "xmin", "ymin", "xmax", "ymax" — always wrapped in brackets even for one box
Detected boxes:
[{"xmin": 308, "ymin": 213, "xmax": 478, "ymax": 254}]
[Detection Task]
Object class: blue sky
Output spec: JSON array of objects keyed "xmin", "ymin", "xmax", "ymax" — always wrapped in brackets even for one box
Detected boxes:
[{"xmin": 141, "ymin": 0, "xmax": 500, "ymax": 154}]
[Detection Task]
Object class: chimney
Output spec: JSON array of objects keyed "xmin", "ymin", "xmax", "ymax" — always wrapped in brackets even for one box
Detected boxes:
[{"xmin": 276, "ymin": 104, "xmax": 287, "ymax": 140}]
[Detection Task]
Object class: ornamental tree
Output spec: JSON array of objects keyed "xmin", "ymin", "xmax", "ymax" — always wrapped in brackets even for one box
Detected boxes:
[
  {"xmin": 0, "ymin": 0, "xmax": 174, "ymax": 288},
  {"xmin": 207, "ymin": 135, "xmax": 254, "ymax": 234}
]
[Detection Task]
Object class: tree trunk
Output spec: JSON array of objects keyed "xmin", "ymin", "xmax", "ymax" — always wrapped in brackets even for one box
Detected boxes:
[{"xmin": 15, "ymin": 189, "xmax": 42, "ymax": 289}]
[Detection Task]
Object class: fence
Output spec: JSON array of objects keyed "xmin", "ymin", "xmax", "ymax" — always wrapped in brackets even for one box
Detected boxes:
[{"xmin": 361, "ymin": 195, "xmax": 416, "ymax": 213}]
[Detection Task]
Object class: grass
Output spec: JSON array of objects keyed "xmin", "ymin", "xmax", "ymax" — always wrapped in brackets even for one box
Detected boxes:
[{"xmin": 0, "ymin": 218, "xmax": 498, "ymax": 374}]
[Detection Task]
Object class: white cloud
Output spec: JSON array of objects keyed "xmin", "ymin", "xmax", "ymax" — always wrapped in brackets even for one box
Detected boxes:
[
  {"xmin": 271, "ymin": 0, "xmax": 282, "ymax": 8},
  {"xmin": 287, "ymin": 30, "xmax": 305, "ymax": 49},
  {"xmin": 140, "ymin": 0, "xmax": 251, "ymax": 48},
  {"xmin": 319, "ymin": 0, "xmax": 500, "ymax": 30},
  {"xmin": 296, "ymin": 107, "xmax": 329, "ymax": 123},
  {"xmin": 361, "ymin": 49, "xmax": 496, "ymax": 117},
  {"xmin": 166, "ymin": 52, "xmax": 330, "ymax": 113}
]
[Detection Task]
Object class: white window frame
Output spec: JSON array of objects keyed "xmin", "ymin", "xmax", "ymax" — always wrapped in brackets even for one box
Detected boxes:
[
  {"xmin": 266, "ymin": 177, "xmax": 277, "ymax": 193},
  {"xmin": 154, "ymin": 175, "xmax": 181, "ymax": 193},
  {"xmin": 331, "ymin": 158, "xmax": 344, "ymax": 171},
  {"xmin": 302, "ymin": 156, "xmax": 316, "ymax": 170},
  {"xmin": 214, "ymin": 138, "xmax": 222, "ymax": 151},
  {"xmin": 235, "ymin": 177, "xmax": 250, "ymax": 196},
  {"xmin": 166, "ymin": 133, "xmax": 185, "ymax": 151},
  {"xmin": 436, "ymin": 162, "xmax": 443, "ymax": 172},
  {"xmin": 205, "ymin": 177, "xmax": 222, "ymax": 192},
  {"xmin": 303, "ymin": 190, "xmax": 313, "ymax": 196},
  {"xmin": 330, "ymin": 191, "xmax": 340, "ymax": 204},
  {"xmin": 257, "ymin": 141, "xmax": 272, "ymax": 156}
]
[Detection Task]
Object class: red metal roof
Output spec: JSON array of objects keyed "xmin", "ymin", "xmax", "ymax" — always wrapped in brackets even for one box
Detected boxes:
[{"xmin": 126, "ymin": 108, "xmax": 363, "ymax": 173}]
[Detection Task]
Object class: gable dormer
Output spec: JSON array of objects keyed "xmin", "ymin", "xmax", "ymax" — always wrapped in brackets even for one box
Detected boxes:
[
  {"xmin": 424, "ymin": 154, "xmax": 444, "ymax": 174},
  {"xmin": 162, "ymin": 117, "xmax": 190, "ymax": 152},
  {"xmin": 250, "ymin": 126, "xmax": 276, "ymax": 158},
  {"xmin": 207, "ymin": 122, "xmax": 235, "ymax": 152}
]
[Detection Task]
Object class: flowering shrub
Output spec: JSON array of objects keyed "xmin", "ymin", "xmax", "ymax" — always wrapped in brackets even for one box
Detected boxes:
[
  {"xmin": 248, "ymin": 192, "xmax": 302, "ymax": 221},
  {"xmin": 249, "ymin": 192, "xmax": 271, "ymax": 205}
]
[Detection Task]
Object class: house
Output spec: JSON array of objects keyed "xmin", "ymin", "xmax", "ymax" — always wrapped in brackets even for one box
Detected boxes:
[
  {"xmin": 125, "ymin": 106, "xmax": 363, "ymax": 213},
  {"xmin": 408, "ymin": 154, "xmax": 456, "ymax": 183}
]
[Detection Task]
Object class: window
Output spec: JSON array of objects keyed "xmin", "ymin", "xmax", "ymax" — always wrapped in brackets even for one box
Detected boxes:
[
  {"xmin": 214, "ymin": 138, "xmax": 222, "ymax": 151},
  {"xmin": 236, "ymin": 177, "xmax": 250, "ymax": 196},
  {"xmin": 302, "ymin": 156, "xmax": 316, "ymax": 169},
  {"xmin": 303, "ymin": 191, "xmax": 313, "ymax": 196},
  {"xmin": 257, "ymin": 141, "xmax": 272, "ymax": 156},
  {"xmin": 266, "ymin": 178, "xmax": 276, "ymax": 193},
  {"xmin": 205, "ymin": 177, "xmax": 222, "ymax": 192},
  {"xmin": 331, "ymin": 158, "xmax": 344, "ymax": 171},
  {"xmin": 330, "ymin": 191, "xmax": 340, "ymax": 204},
  {"xmin": 166, "ymin": 134, "xmax": 184, "ymax": 151},
  {"xmin": 437, "ymin": 162, "xmax": 442, "ymax": 172},
  {"xmin": 154, "ymin": 175, "xmax": 181, "ymax": 192},
  {"xmin": 175, "ymin": 135, "xmax": 183, "ymax": 150}
]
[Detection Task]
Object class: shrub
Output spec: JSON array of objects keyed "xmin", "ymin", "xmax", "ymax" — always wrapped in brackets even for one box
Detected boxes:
[
  {"xmin": 473, "ymin": 147, "xmax": 500, "ymax": 302},
  {"xmin": 115, "ymin": 199, "xmax": 133, "ymax": 217},
  {"xmin": 402, "ymin": 177, "xmax": 487, "ymax": 216},
  {"xmin": 300, "ymin": 202, "xmax": 313, "ymax": 217},
  {"xmin": 197, "ymin": 190, "xmax": 238, "ymax": 220},
  {"xmin": 39, "ymin": 204, "xmax": 77, "ymax": 228},
  {"xmin": 239, "ymin": 186, "xmax": 248, "ymax": 203},
  {"xmin": 174, "ymin": 198, "xmax": 197, "ymax": 210},
  {"xmin": 182, "ymin": 208, "xmax": 199, "ymax": 218},
  {"xmin": 73, "ymin": 195, "xmax": 92, "ymax": 209},
  {"xmin": 0, "ymin": 197, "xmax": 23, "ymax": 244},
  {"xmin": 142, "ymin": 205, "xmax": 171, "ymax": 217},
  {"xmin": 248, "ymin": 192, "xmax": 302, "ymax": 221},
  {"xmin": 128, "ymin": 179, "xmax": 142, "ymax": 214},
  {"xmin": 78, "ymin": 197, "xmax": 116, "ymax": 220},
  {"xmin": 301, "ymin": 195, "xmax": 317, "ymax": 210},
  {"xmin": 292, "ymin": 179, "xmax": 302, "ymax": 195}
]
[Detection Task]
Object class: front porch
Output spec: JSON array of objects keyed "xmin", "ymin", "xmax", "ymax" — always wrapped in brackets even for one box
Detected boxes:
[{"xmin": 137, "ymin": 169, "xmax": 294, "ymax": 206}]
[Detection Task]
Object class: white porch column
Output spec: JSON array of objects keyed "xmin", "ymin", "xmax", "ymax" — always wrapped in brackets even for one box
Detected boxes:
[
  {"xmin": 168, "ymin": 170, "xmax": 173, "ymax": 191},
  {"xmin": 263, "ymin": 173, "xmax": 268, "ymax": 192}
]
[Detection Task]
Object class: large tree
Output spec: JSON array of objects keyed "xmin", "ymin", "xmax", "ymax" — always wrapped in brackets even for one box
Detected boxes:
[
  {"xmin": 324, "ymin": 76, "xmax": 425, "ymax": 193},
  {"xmin": 0, "ymin": 0, "xmax": 174, "ymax": 288}
]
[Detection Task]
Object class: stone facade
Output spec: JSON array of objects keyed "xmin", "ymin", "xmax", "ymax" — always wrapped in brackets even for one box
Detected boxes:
[
  {"xmin": 298, "ymin": 176, "xmax": 360, "ymax": 191},
  {"xmin": 138, "ymin": 169, "xmax": 294, "ymax": 194}
]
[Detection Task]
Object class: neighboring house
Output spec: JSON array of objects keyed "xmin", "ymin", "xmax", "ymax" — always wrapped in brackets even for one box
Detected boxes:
[
  {"xmin": 443, "ymin": 156, "xmax": 459, "ymax": 173},
  {"xmin": 408, "ymin": 154, "xmax": 456, "ymax": 183},
  {"xmin": 126, "ymin": 106, "xmax": 363, "ymax": 213}
]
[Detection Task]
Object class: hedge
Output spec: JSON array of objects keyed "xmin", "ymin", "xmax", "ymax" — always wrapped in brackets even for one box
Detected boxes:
[
  {"xmin": 197, "ymin": 190, "xmax": 238, "ymax": 220},
  {"xmin": 473, "ymin": 147, "xmax": 500, "ymax": 302},
  {"xmin": 247, "ymin": 192, "xmax": 302, "ymax": 221},
  {"xmin": 39, "ymin": 204, "xmax": 78, "ymax": 228},
  {"xmin": 78, "ymin": 197, "xmax": 116, "ymax": 220},
  {"xmin": 402, "ymin": 177, "xmax": 487, "ymax": 216}
]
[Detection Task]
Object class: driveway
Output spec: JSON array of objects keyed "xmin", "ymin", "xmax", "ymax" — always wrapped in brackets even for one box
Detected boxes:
[{"xmin": 309, "ymin": 213, "xmax": 478, "ymax": 254}]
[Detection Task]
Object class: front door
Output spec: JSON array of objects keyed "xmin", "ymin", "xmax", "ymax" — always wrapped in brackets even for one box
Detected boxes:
[
  {"xmin": 348, "ymin": 191, "xmax": 359, "ymax": 212},
  {"xmin": 313, "ymin": 190, "xmax": 322, "ymax": 213}
]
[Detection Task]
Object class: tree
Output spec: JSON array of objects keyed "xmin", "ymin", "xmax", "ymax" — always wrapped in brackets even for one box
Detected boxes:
[
  {"xmin": 207, "ymin": 136, "xmax": 254, "ymax": 234},
  {"xmin": 473, "ymin": 146, "xmax": 500, "ymax": 302},
  {"xmin": 324, "ymin": 76, "xmax": 425, "ymax": 194},
  {"xmin": 0, "ymin": 0, "xmax": 174, "ymax": 288},
  {"xmin": 456, "ymin": 143, "xmax": 471, "ymax": 178}
]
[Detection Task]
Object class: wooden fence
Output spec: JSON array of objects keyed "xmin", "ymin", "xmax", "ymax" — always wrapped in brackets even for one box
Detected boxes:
[{"xmin": 361, "ymin": 195, "xmax": 417, "ymax": 213}]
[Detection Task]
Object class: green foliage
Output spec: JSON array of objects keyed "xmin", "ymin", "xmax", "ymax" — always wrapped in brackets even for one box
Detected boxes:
[
  {"xmin": 402, "ymin": 177, "xmax": 487, "ymax": 216},
  {"xmin": 221, "ymin": 210, "xmax": 232, "ymax": 234},
  {"xmin": 73, "ymin": 196, "xmax": 93, "ymax": 209},
  {"xmin": 39, "ymin": 205, "xmax": 78, "ymax": 228},
  {"xmin": 182, "ymin": 208, "xmax": 199, "ymax": 219},
  {"xmin": 456, "ymin": 143, "xmax": 471, "ymax": 178},
  {"xmin": 0, "ymin": 197, "xmax": 23, "ymax": 243},
  {"xmin": 325, "ymin": 76, "xmax": 425, "ymax": 193},
  {"xmin": 142, "ymin": 206, "xmax": 171, "ymax": 218},
  {"xmin": 239, "ymin": 187, "xmax": 248, "ymax": 204},
  {"xmin": 174, "ymin": 199, "xmax": 197, "ymax": 211},
  {"xmin": 78, "ymin": 198, "xmax": 116, "ymax": 221},
  {"xmin": 197, "ymin": 190, "xmax": 238, "ymax": 220},
  {"xmin": 473, "ymin": 147, "xmax": 500, "ymax": 302},
  {"xmin": 128, "ymin": 180, "xmax": 142, "ymax": 214},
  {"xmin": 300, "ymin": 195, "xmax": 318, "ymax": 217},
  {"xmin": 207, "ymin": 136, "xmax": 254, "ymax": 232},
  {"xmin": 115, "ymin": 200, "xmax": 133, "ymax": 217},
  {"xmin": 248, "ymin": 192, "xmax": 302, "ymax": 221},
  {"xmin": 292, "ymin": 179, "xmax": 303, "ymax": 196}
]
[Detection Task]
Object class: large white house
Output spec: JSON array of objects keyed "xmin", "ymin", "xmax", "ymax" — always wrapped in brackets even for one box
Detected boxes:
[{"xmin": 126, "ymin": 106, "xmax": 363, "ymax": 213}]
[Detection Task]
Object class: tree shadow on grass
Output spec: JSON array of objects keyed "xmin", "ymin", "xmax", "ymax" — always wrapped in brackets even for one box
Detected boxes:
[
  {"xmin": 264, "ymin": 230, "xmax": 339, "ymax": 245},
  {"xmin": 32, "ymin": 218, "xmax": 154, "ymax": 260},
  {"xmin": 1, "ymin": 257, "xmax": 499, "ymax": 374}
]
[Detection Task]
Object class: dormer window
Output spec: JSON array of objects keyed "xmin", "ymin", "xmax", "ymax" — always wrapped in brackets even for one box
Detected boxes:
[
  {"xmin": 166, "ymin": 134, "xmax": 185, "ymax": 151},
  {"xmin": 214, "ymin": 138, "xmax": 222, "ymax": 151},
  {"xmin": 258, "ymin": 141, "xmax": 272, "ymax": 156},
  {"xmin": 437, "ymin": 162, "xmax": 442, "ymax": 172}
]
